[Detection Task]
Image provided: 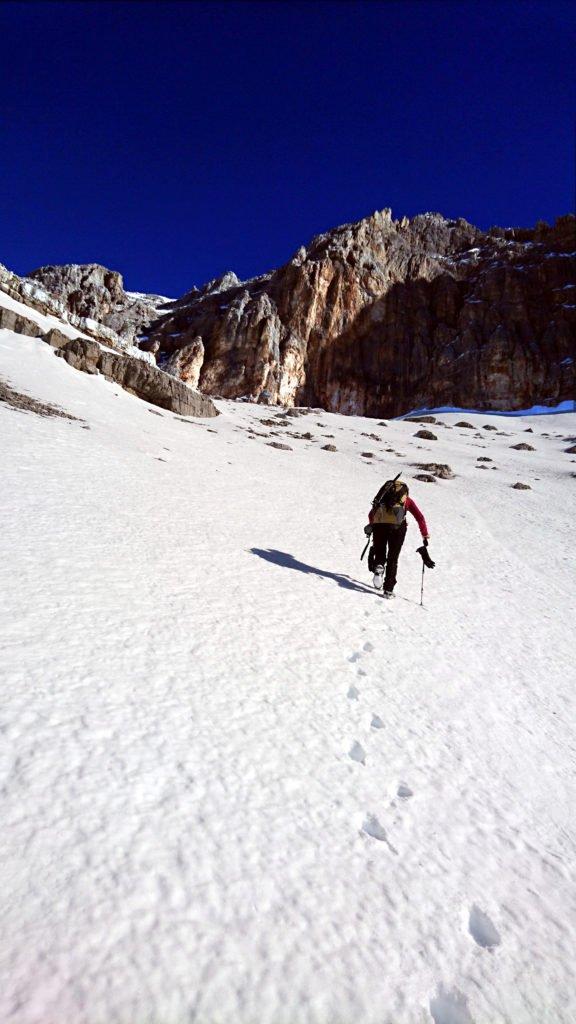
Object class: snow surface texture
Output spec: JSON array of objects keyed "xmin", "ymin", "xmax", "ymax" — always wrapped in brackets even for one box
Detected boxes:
[{"xmin": 1, "ymin": 330, "xmax": 575, "ymax": 1024}]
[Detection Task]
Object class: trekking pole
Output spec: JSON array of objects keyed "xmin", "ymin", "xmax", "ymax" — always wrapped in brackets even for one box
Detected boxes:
[
  {"xmin": 360, "ymin": 536, "xmax": 371, "ymax": 561},
  {"xmin": 416, "ymin": 543, "xmax": 435, "ymax": 607}
]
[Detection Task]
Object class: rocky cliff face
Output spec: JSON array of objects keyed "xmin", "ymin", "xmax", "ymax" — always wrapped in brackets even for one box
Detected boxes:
[
  {"xmin": 139, "ymin": 209, "xmax": 575, "ymax": 416},
  {"xmin": 0, "ymin": 263, "xmax": 218, "ymax": 418},
  {"xmin": 26, "ymin": 263, "xmax": 174, "ymax": 346}
]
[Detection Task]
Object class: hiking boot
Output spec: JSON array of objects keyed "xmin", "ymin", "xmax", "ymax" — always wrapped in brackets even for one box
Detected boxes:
[
  {"xmin": 373, "ymin": 565, "xmax": 384, "ymax": 589},
  {"xmin": 383, "ymin": 590, "xmax": 395, "ymax": 599}
]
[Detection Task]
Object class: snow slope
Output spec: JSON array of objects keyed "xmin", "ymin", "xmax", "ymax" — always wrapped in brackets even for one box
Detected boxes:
[{"xmin": 1, "ymin": 329, "xmax": 575, "ymax": 1024}]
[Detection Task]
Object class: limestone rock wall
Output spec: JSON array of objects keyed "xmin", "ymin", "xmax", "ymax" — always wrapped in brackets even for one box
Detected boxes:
[
  {"xmin": 6, "ymin": 208, "xmax": 575, "ymax": 417},
  {"xmin": 26, "ymin": 263, "xmax": 174, "ymax": 346},
  {"xmin": 141, "ymin": 210, "xmax": 575, "ymax": 416}
]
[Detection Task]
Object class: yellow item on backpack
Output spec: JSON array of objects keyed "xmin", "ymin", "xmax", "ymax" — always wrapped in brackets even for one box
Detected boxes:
[{"xmin": 371, "ymin": 479, "xmax": 409, "ymax": 526}]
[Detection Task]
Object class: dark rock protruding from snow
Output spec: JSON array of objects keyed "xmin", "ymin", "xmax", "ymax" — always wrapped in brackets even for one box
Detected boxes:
[
  {"xmin": 416, "ymin": 462, "xmax": 454, "ymax": 478},
  {"xmin": 512, "ymin": 481, "xmax": 532, "ymax": 489},
  {"xmin": 0, "ymin": 305, "xmax": 43, "ymax": 338},
  {"xmin": 414, "ymin": 429, "xmax": 438, "ymax": 440},
  {"xmin": 56, "ymin": 338, "xmax": 218, "ymax": 417},
  {"xmin": 0, "ymin": 376, "xmax": 82, "ymax": 421}
]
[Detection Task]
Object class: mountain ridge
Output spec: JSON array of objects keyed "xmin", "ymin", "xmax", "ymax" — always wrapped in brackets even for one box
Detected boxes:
[{"xmin": 4, "ymin": 207, "xmax": 575, "ymax": 417}]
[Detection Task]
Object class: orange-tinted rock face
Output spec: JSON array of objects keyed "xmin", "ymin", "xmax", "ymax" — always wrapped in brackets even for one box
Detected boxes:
[
  {"xmin": 141, "ymin": 209, "xmax": 575, "ymax": 415},
  {"xmin": 28, "ymin": 212, "xmax": 576, "ymax": 416}
]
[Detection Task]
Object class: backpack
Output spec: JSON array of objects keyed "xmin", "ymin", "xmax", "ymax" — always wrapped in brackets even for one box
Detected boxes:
[{"xmin": 371, "ymin": 478, "xmax": 409, "ymax": 527}]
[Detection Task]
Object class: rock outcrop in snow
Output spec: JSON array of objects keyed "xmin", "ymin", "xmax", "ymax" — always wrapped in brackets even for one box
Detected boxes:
[
  {"xmin": 56, "ymin": 337, "xmax": 218, "ymax": 418},
  {"xmin": 26, "ymin": 263, "xmax": 174, "ymax": 346},
  {"xmin": 0, "ymin": 280, "xmax": 218, "ymax": 418},
  {"xmin": 0, "ymin": 262, "xmax": 132, "ymax": 353}
]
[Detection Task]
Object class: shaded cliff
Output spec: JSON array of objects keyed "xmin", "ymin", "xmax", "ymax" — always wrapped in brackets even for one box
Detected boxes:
[{"xmin": 140, "ymin": 209, "xmax": 575, "ymax": 415}]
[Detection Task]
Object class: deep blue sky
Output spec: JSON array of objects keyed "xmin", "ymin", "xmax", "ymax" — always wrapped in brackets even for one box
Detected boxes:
[{"xmin": 1, "ymin": 1, "xmax": 574, "ymax": 296}]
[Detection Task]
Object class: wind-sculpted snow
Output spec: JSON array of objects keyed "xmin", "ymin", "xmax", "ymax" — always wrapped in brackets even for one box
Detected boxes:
[{"xmin": 1, "ymin": 329, "xmax": 575, "ymax": 1024}]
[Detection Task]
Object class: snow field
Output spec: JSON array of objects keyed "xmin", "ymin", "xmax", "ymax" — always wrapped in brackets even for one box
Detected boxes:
[{"xmin": 1, "ymin": 330, "xmax": 575, "ymax": 1024}]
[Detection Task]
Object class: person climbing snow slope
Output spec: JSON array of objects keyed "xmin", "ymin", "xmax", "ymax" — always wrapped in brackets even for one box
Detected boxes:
[{"xmin": 364, "ymin": 478, "xmax": 429, "ymax": 598}]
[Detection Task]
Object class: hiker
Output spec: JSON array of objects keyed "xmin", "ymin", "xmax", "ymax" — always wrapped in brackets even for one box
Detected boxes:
[{"xmin": 364, "ymin": 478, "xmax": 429, "ymax": 598}]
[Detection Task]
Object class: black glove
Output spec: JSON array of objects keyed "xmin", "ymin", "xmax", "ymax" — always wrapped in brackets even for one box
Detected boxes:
[
  {"xmin": 364, "ymin": 524, "xmax": 373, "ymax": 537},
  {"xmin": 417, "ymin": 545, "xmax": 435, "ymax": 569},
  {"xmin": 423, "ymin": 537, "xmax": 429, "ymax": 548}
]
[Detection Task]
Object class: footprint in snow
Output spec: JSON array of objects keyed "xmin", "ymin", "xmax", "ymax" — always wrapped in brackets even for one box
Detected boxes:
[
  {"xmin": 348, "ymin": 652, "xmax": 362, "ymax": 663},
  {"xmin": 397, "ymin": 782, "xmax": 413, "ymax": 800},
  {"xmin": 468, "ymin": 904, "xmax": 501, "ymax": 950},
  {"xmin": 349, "ymin": 741, "xmax": 366, "ymax": 765},
  {"xmin": 370, "ymin": 714, "xmax": 384, "ymax": 729},
  {"xmin": 363, "ymin": 641, "xmax": 374, "ymax": 652},
  {"xmin": 347, "ymin": 685, "xmax": 360, "ymax": 701},
  {"xmin": 361, "ymin": 814, "xmax": 398, "ymax": 854},
  {"xmin": 430, "ymin": 986, "xmax": 475, "ymax": 1024}
]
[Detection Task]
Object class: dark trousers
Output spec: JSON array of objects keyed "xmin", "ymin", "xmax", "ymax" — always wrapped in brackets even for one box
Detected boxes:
[{"xmin": 372, "ymin": 522, "xmax": 407, "ymax": 592}]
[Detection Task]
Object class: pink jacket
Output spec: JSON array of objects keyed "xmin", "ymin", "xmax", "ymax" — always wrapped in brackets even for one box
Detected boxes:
[{"xmin": 368, "ymin": 497, "xmax": 429, "ymax": 539}]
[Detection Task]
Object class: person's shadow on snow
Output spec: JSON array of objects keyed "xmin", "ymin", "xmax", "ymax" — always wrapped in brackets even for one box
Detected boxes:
[{"xmin": 250, "ymin": 548, "xmax": 374, "ymax": 595}]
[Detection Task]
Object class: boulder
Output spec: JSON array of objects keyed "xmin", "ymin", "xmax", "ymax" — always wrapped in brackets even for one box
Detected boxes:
[
  {"xmin": 321, "ymin": 444, "xmax": 337, "ymax": 452},
  {"xmin": 267, "ymin": 441, "xmax": 292, "ymax": 451},
  {"xmin": 43, "ymin": 328, "xmax": 79, "ymax": 349},
  {"xmin": 415, "ymin": 462, "xmax": 454, "ymax": 478},
  {"xmin": 510, "ymin": 442, "xmax": 535, "ymax": 451},
  {"xmin": 455, "ymin": 421, "xmax": 475, "ymax": 428},
  {"xmin": 511, "ymin": 482, "xmax": 531, "ymax": 489},
  {"xmin": 414, "ymin": 429, "xmax": 438, "ymax": 440}
]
